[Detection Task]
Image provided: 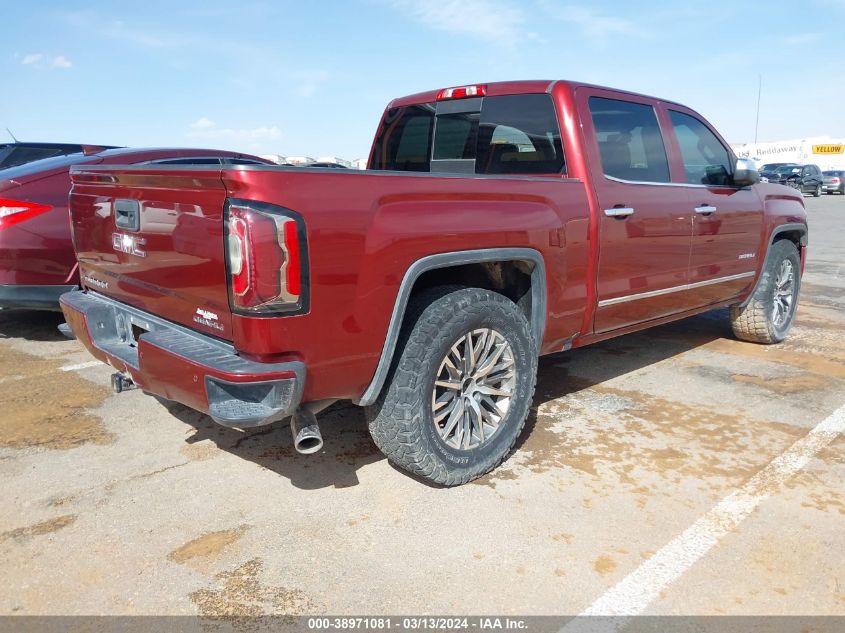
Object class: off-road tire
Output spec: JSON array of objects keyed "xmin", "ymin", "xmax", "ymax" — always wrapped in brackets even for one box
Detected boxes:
[
  {"xmin": 365, "ymin": 286, "xmax": 537, "ymax": 486},
  {"xmin": 730, "ymin": 239, "xmax": 801, "ymax": 344}
]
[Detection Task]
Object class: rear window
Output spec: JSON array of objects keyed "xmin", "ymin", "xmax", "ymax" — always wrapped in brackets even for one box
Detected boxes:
[
  {"xmin": 0, "ymin": 152, "xmax": 90, "ymax": 179},
  {"xmin": 370, "ymin": 94, "xmax": 565, "ymax": 175},
  {"xmin": 370, "ymin": 104, "xmax": 436, "ymax": 172},
  {"xmin": 823, "ymin": 170, "xmax": 844, "ymax": 176}
]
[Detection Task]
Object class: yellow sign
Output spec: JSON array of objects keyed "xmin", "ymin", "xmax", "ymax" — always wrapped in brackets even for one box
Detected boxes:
[{"xmin": 812, "ymin": 144, "xmax": 845, "ymax": 154}]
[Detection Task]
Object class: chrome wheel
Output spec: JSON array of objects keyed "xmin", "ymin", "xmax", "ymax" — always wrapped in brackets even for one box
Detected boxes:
[
  {"xmin": 772, "ymin": 259, "xmax": 795, "ymax": 327},
  {"xmin": 431, "ymin": 328, "xmax": 516, "ymax": 451}
]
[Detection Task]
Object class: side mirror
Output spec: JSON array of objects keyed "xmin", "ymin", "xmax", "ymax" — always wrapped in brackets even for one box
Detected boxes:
[{"xmin": 733, "ymin": 158, "xmax": 760, "ymax": 187}]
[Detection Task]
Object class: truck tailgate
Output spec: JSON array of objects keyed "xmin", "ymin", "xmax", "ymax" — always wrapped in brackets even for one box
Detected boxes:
[{"xmin": 69, "ymin": 166, "xmax": 234, "ymax": 340}]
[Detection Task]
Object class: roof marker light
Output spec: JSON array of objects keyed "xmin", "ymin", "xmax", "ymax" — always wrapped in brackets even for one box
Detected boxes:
[{"xmin": 436, "ymin": 84, "xmax": 487, "ymax": 101}]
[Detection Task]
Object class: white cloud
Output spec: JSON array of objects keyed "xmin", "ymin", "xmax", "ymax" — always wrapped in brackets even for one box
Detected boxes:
[
  {"xmin": 783, "ymin": 32, "xmax": 822, "ymax": 45},
  {"xmin": 541, "ymin": 2, "xmax": 641, "ymax": 42},
  {"xmin": 20, "ymin": 53, "xmax": 73, "ymax": 69},
  {"xmin": 189, "ymin": 117, "xmax": 216, "ymax": 129},
  {"xmin": 288, "ymin": 70, "xmax": 331, "ymax": 98},
  {"xmin": 185, "ymin": 119, "xmax": 282, "ymax": 151},
  {"xmin": 388, "ymin": 0, "xmax": 527, "ymax": 41}
]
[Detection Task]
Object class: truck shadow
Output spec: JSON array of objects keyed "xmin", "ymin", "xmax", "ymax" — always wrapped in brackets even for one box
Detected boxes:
[
  {"xmin": 163, "ymin": 309, "xmax": 734, "ymax": 490},
  {"xmin": 0, "ymin": 309, "xmax": 67, "ymax": 342},
  {"xmin": 163, "ymin": 399, "xmax": 384, "ymax": 490}
]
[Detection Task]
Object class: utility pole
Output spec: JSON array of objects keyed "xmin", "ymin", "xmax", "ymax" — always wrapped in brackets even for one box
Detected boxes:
[{"xmin": 754, "ymin": 74, "xmax": 762, "ymax": 145}]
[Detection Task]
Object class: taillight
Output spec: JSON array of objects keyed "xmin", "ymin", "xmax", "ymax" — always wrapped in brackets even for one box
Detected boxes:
[
  {"xmin": 832, "ymin": 177, "xmax": 841, "ymax": 184},
  {"xmin": 225, "ymin": 200, "xmax": 308, "ymax": 314},
  {"xmin": 0, "ymin": 198, "xmax": 52, "ymax": 229},
  {"xmin": 436, "ymin": 84, "xmax": 487, "ymax": 101}
]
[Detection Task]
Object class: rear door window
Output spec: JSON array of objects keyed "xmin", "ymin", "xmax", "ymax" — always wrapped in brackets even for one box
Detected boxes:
[
  {"xmin": 588, "ymin": 97, "xmax": 670, "ymax": 183},
  {"xmin": 668, "ymin": 110, "xmax": 733, "ymax": 186},
  {"xmin": 476, "ymin": 94, "xmax": 565, "ymax": 175}
]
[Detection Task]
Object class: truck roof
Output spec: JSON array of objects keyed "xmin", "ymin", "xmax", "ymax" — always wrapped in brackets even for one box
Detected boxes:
[{"xmin": 388, "ymin": 79, "xmax": 687, "ymax": 109}]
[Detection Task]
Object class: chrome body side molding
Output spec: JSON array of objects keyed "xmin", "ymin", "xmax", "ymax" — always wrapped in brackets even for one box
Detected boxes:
[{"xmin": 597, "ymin": 272, "xmax": 755, "ymax": 308}]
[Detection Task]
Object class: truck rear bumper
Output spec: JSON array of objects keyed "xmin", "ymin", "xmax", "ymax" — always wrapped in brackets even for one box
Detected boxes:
[
  {"xmin": 59, "ymin": 290, "xmax": 305, "ymax": 428},
  {"xmin": 0, "ymin": 284, "xmax": 77, "ymax": 311}
]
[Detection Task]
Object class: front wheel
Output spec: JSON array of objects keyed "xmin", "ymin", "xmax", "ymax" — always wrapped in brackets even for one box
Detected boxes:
[
  {"xmin": 730, "ymin": 239, "xmax": 801, "ymax": 344},
  {"xmin": 366, "ymin": 286, "xmax": 537, "ymax": 486}
]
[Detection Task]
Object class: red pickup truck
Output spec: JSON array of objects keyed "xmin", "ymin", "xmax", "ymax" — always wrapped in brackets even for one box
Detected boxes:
[{"xmin": 60, "ymin": 80, "xmax": 807, "ymax": 486}]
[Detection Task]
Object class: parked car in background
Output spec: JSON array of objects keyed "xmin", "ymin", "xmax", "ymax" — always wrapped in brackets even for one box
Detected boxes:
[
  {"xmin": 822, "ymin": 170, "xmax": 845, "ymax": 195},
  {"xmin": 307, "ymin": 162, "xmax": 348, "ymax": 168},
  {"xmin": 758, "ymin": 162, "xmax": 790, "ymax": 181},
  {"xmin": 764, "ymin": 164, "xmax": 823, "ymax": 196},
  {"xmin": 60, "ymin": 80, "xmax": 807, "ymax": 486},
  {"xmin": 0, "ymin": 148, "xmax": 272, "ymax": 310},
  {"xmin": 0, "ymin": 142, "xmax": 118, "ymax": 170}
]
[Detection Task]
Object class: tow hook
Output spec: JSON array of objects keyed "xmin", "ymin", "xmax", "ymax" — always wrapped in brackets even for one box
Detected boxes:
[{"xmin": 110, "ymin": 372, "xmax": 136, "ymax": 394}]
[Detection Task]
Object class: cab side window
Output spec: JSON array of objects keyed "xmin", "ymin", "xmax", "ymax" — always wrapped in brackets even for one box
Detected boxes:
[
  {"xmin": 476, "ymin": 94, "xmax": 565, "ymax": 175},
  {"xmin": 668, "ymin": 110, "xmax": 732, "ymax": 186},
  {"xmin": 588, "ymin": 97, "xmax": 670, "ymax": 183}
]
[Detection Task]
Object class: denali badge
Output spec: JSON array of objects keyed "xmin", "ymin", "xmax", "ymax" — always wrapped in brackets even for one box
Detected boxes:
[
  {"xmin": 112, "ymin": 232, "xmax": 146, "ymax": 257},
  {"xmin": 83, "ymin": 275, "xmax": 109, "ymax": 290},
  {"xmin": 195, "ymin": 308, "xmax": 218, "ymax": 321},
  {"xmin": 193, "ymin": 307, "xmax": 223, "ymax": 331}
]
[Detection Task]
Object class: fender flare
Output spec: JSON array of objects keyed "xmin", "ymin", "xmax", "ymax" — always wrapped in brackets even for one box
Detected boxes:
[
  {"xmin": 736, "ymin": 222, "xmax": 808, "ymax": 308},
  {"xmin": 355, "ymin": 247, "xmax": 547, "ymax": 406}
]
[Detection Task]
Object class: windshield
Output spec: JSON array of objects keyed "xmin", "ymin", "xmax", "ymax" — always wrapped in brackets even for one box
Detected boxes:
[
  {"xmin": 0, "ymin": 152, "xmax": 95, "ymax": 180},
  {"xmin": 773, "ymin": 165, "xmax": 801, "ymax": 175}
]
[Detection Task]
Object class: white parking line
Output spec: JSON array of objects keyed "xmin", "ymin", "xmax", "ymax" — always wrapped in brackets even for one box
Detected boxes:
[
  {"xmin": 561, "ymin": 403, "xmax": 845, "ymax": 632},
  {"xmin": 59, "ymin": 361, "xmax": 102, "ymax": 372}
]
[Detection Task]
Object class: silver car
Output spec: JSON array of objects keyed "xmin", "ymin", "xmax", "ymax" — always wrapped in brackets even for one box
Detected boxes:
[{"xmin": 822, "ymin": 170, "xmax": 845, "ymax": 195}]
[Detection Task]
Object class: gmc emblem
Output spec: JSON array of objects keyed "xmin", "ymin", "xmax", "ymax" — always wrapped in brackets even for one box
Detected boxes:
[{"xmin": 112, "ymin": 232, "xmax": 146, "ymax": 257}]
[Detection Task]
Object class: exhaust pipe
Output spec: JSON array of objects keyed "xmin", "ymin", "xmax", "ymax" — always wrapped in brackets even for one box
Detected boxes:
[{"xmin": 290, "ymin": 407, "xmax": 323, "ymax": 455}]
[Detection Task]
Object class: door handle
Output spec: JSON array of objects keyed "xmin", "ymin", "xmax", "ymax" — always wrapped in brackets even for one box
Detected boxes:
[
  {"xmin": 694, "ymin": 205, "xmax": 717, "ymax": 214},
  {"xmin": 604, "ymin": 207, "xmax": 635, "ymax": 218}
]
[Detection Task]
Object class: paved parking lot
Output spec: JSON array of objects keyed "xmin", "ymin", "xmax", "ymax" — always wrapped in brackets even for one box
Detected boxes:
[{"xmin": 1, "ymin": 196, "xmax": 843, "ymax": 619}]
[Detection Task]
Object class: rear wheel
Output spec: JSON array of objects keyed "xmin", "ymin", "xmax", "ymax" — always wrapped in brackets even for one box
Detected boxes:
[
  {"xmin": 730, "ymin": 239, "xmax": 801, "ymax": 344},
  {"xmin": 366, "ymin": 286, "xmax": 537, "ymax": 486},
  {"xmin": 814, "ymin": 184, "xmax": 822, "ymax": 197}
]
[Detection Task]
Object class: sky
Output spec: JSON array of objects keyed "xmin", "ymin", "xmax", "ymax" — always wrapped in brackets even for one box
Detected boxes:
[{"xmin": 3, "ymin": 0, "xmax": 844, "ymax": 159}]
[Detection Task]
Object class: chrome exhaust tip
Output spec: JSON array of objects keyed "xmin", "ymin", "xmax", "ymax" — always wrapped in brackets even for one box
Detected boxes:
[{"xmin": 290, "ymin": 408, "xmax": 323, "ymax": 455}]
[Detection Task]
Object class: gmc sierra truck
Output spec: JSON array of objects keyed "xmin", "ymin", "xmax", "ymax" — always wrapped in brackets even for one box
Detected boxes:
[{"xmin": 60, "ymin": 80, "xmax": 808, "ymax": 486}]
